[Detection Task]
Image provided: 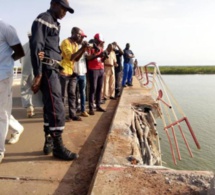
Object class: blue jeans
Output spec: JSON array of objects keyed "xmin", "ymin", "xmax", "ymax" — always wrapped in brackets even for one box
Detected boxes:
[
  {"xmin": 77, "ymin": 75, "xmax": 86, "ymax": 112},
  {"xmin": 122, "ymin": 62, "xmax": 133, "ymax": 86}
]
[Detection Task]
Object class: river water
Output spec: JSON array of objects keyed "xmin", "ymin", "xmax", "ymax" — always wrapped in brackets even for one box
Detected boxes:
[
  {"xmin": 157, "ymin": 75, "xmax": 215, "ymax": 171},
  {"xmin": 14, "ymin": 73, "xmax": 213, "ymax": 171}
]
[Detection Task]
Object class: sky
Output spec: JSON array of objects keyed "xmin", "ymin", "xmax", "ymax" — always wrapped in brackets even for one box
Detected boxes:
[{"xmin": 1, "ymin": 0, "xmax": 215, "ymax": 66}]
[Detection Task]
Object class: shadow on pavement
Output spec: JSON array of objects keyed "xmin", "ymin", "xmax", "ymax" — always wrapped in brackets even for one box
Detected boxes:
[{"xmin": 53, "ymin": 100, "xmax": 118, "ymax": 195}]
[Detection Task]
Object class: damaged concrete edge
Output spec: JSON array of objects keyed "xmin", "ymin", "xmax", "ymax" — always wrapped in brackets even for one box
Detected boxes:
[
  {"xmin": 87, "ymin": 78, "xmax": 164, "ymax": 194},
  {"xmin": 87, "ymin": 91, "xmax": 123, "ymax": 195},
  {"xmin": 87, "ymin": 77, "xmax": 215, "ymax": 195},
  {"xmin": 87, "ymin": 78, "xmax": 167, "ymax": 194}
]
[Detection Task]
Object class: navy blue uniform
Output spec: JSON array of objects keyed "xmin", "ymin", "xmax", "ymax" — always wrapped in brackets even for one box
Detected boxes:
[{"xmin": 30, "ymin": 10, "xmax": 65, "ymax": 132}]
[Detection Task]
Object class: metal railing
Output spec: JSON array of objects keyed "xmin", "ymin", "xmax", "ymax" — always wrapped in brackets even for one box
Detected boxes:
[{"xmin": 135, "ymin": 62, "xmax": 200, "ymax": 165}]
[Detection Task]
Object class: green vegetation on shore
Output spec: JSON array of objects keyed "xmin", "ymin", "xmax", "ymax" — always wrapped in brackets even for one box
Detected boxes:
[
  {"xmin": 159, "ymin": 66, "xmax": 215, "ymax": 74},
  {"xmin": 14, "ymin": 65, "xmax": 215, "ymax": 74}
]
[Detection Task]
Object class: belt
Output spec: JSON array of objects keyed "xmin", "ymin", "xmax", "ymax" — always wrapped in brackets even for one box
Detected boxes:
[
  {"xmin": 60, "ymin": 72, "xmax": 72, "ymax": 76},
  {"xmin": 105, "ymin": 64, "xmax": 113, "ymax": 67},
  {"xmin": 42, "ymin": 57, "xmax": 64, "ymax": 70}
]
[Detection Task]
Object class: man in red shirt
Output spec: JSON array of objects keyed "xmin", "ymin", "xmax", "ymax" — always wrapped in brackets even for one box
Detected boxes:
[{"xmin": 86, "ymin": 33, "xmax": 107, "ymax": 115}]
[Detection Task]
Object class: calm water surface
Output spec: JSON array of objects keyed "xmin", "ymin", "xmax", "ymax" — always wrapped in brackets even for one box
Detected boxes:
[{"xmin": 158, "ymin": 75, "xmax": 215, "ymax": 171}]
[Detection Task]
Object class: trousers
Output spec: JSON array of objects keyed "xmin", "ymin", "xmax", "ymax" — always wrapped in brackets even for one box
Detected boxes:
[
  {"xmin": 88, "ymin": 69, "xmax": 104, "ymax": 110},
  {"xmin": 122, "ymin": 62, "xmax": 133, "ymax": 86},
  {"xmin": 21, "ymin": 73, "xmax": 43, "ymax": 109},
  {"xmin": 76, "ymin": 75, "xmax": 86, "ymax": 112},
  {"xmin": 115, "ymin": 70, "xmax": 122, "ymax": 96},
  {"xmin": 103, "ymin": 66, "xmax": 115, "ymax": 98},
  {"xmin": 0, "ymin": 77, "xmax": 12, "ymax": 152},
  {"xmin": 60, "ymin": 74, "xmax": 77, "ymax": 118},
  {"xmin": 40, "ymin": 69, "xmax": 65, "ymax": 132},
  {"xmin": 0, "ymin": 77, "xmax": 24, "ymax": 152}
]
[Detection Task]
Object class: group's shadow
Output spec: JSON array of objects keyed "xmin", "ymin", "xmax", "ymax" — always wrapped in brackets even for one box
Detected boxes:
[
  {"xmin": 9, "ymin": 95, "xmax": 118, "ymax": 194},
  {"xmin": 3, "ymin": 151, "xmax": 55, "ymax": 162}
]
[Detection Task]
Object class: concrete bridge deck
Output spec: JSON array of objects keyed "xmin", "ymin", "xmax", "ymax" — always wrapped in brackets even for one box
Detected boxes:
[{"xmin": 0, "ymin": 77, "xmax": 213, "ymax": 195}]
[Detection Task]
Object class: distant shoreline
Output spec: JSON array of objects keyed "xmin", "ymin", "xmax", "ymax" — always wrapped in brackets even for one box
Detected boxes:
[{"xmin": 14, "ymin": 65, "xmax": 215, "ymax": 74}]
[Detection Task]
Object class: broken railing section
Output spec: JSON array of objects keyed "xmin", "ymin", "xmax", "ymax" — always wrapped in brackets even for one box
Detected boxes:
[
  {"xmin": 135, "ymin": 62, "xmax": 201, "ymax": 165},
  {"xmin": 130, "ymin": 104, "xmax": 162, "ymax": 166}
]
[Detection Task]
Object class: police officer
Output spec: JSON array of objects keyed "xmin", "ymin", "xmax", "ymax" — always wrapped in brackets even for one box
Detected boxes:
[{"xmin": 30, "ymin": 0, "xmax": 78, "ymax": 160}]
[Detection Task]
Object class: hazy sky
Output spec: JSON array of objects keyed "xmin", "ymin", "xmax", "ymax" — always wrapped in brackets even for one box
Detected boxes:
[{"xmin": 1, "ymin": 0, "xmax": 215, "ymax": 66}]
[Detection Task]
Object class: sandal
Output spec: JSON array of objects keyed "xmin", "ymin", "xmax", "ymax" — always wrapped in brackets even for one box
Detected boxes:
[{"xmin": 72, "ymin": 116, "xmax": 82, "ymax": 121}]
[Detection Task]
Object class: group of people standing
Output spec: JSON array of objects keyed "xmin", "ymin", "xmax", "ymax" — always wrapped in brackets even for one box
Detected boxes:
[{"xmin": 0, "ymin": 0, "xmax": 137, "ymax": 163}]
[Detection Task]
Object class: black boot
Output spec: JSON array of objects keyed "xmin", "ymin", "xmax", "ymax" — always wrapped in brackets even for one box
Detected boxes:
[
  {"xmin": 43, "ymin": 134, "xmax": 53, "ymax": 155},
  {"xmin": 51, "ymin": 131, "xmax": 79, "ymax": 161},
  {"xmin": 43, "ymin": 126, "xmax": 53, "ymax": 155}
]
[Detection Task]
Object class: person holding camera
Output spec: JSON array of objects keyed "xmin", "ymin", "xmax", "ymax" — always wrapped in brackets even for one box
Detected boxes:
[
  {"xmin": 86, "ymin": 33, "xmax": 107, "ymax": 115},
  {"xmin": 60, "ymin": 27, "xmax": 88, "ymax": 121},
  {"xmin": 112, "ymin": 42, "xmax": 124, "ymax": 98},
  {"xmin": 74, "ymin": 39, "xmax": 89, "ymax": 117}
]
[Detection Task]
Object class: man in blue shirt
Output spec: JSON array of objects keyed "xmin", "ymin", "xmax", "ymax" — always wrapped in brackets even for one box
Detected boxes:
[
  {"xmin": 122, "ymin": 43, "xmax": 135, "ymax": 87},
  {"xmin": 0, "ymin": 19, "xmax": 25, "ymax": 163}
]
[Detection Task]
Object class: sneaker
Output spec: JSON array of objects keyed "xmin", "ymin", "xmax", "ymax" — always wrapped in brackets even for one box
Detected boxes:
[
  {"xmin": 27, "ymin": 106, "xmax": 35, "ymax": 118},
  {"xmin": 76, "ymin": 108, "xmax": 81, "ymax": 114},
  {"xmin": 89, "ymin": 110, "xmax": 95, "ymax": 115},
  {"xmin": 9, "ymin": 115, "xmax": 24, "ymax": 132},
  {"xmin": 110, "ymin": 96, "xmax": 116, "ymax": 100},
  {"xmin": 27, "ymin": 111, "xmax": 35, "ymax": 118},
  {"xmin": 96, "ymin": 107, "xmax": 106, "ymax": 112},
  {"xmin": 0, "ymin": 152, "xmax": 4, "ymax": 163},
  {"xmin": 71, "ymin": 116, "xmax": 82, "ymax": 121},
  {"xmin": 65, "ymin": 116, "xmax": 72, "ymax": 122},
  {"xmin": 100, "ymin": 100, "xmax": 106, "ymax": 104},
  {"xmin": 8, "ymin": 128, "xmax": 24, "ymax": 144},
  {"xmin": 115, "ymin": 93, "xmax": 121, "ymax": 98},
  {"xmin": 81, "ymin": 111, "xmax": 89, "ymax": 117}
]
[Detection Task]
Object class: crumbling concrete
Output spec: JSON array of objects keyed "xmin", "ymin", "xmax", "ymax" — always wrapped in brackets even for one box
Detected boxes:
[{"xmin": 88, "ymin": 77, "xmax": 214, "ymax": 195}]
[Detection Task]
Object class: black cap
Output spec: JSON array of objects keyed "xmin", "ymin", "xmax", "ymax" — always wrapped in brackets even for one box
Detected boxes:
[{"xmin": 52, "ymin": 0, "xmax": 74, "ymax": 14}]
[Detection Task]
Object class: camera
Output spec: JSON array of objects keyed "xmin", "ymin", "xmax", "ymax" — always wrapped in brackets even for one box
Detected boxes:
[
  {"xmin": 102, "ymin": 50, "xmax": 109, "ymax": 59},
  {"xmin": 87, "ymin": 39, "xmax": 109, "ymax": 60},
  {"xmin": 87, "ymin": 43, "xmax": 94, "ymax": 47},
  {"xmin": 88, "ymin": 39, "xmax": 100, "ymax": 52}
]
